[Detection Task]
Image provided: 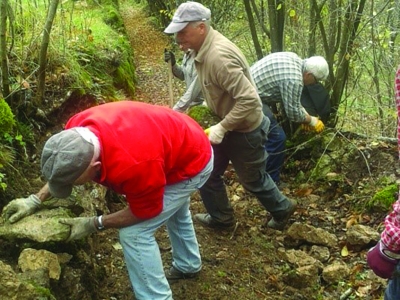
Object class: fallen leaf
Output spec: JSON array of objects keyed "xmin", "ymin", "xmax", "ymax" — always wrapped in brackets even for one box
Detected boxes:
[
  {"xmin": 346, "ymin": 216, "xmax": 358, "ymax": 228},
  {"xmin": 350, "ymin": 263, "xmax": 364, "ymax": 275},
  {"xmin": 341, "ymin": 245, "xmax": 349, "ymax": 257},
  {"xmin": 294, "ymin": 188, "xmax": 313, "ymax": 197},
  {"xmin": 112, "ymin": 242, "xmax": 122, "ymax": 250}
]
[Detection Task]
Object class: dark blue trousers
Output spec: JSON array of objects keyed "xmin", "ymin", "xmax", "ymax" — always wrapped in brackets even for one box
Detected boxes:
[{"xmin": 262, "ymin": 104, "xmax": 286, "ymax": 183}]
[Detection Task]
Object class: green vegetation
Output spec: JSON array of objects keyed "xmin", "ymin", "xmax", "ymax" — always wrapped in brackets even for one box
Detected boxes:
[
  {"xmin": 0, "ymin": 173, "xmax": 7, "ymax": 191},
  {"xmin": 216, "ymin": 270, "xmax": 227, "ymax": 277},
  {"xmin": 0, "ymin": 99, "xmax": 15, "ymax": 135},
  {"xmin": 187, "ymin": 105, "xmax": 221, "ymax": 129},
  {"xmin": 52, "ymin": 4, "xmax": 135, "ymax": 99},
  {"xmin": 30, "ymin": 282, "xmax": 56, "ymax": 300},
  {"xmin": 252, "ymin": 236, "xmax": 274, "ymax": 251},
  {"xmin": 12, "ymin": 1, "xmax": 136, "ymax": 108},
  {"xmin": 0, "ymin": 100, "xmax": 16, "ymax": 191},
  {"xmin": 367, "ymin": 184, "xmax": 398, "ymax": 211}
]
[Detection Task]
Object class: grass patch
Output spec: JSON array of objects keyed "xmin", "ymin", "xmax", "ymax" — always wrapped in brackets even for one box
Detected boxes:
[{"xmin": 13, "ymin": 1, "xmax": 136, "ymax": 103}]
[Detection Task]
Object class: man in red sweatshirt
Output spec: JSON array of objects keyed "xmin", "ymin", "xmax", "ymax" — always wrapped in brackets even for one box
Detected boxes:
[{"xmin": 2, "ymin": 100, "xmax": 213, "ymax": 300}]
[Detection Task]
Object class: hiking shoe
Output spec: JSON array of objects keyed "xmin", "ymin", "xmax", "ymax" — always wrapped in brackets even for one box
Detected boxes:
[
  {"xmin": 194, "ymin": 213, "xmax": 235, "ymax": 229},
  {"xmin": 267, "ymin": 199, "xmax": 297, "ymax": 230},
  {"xmin": 165, "ymin": 266, "xmax": 200, "ymax": 281}
]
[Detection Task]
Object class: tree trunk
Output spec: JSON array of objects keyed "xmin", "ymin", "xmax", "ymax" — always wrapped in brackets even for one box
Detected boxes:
[
  {"xmin": 389, "ymin": 0, "xmax": 400, "ymax": 56},
  {"xmin": 250, "ymin": 0, "xmax": 270, "ymax": 39},
  {"xmin": 243, "ymin": 0, "xmax": 263, "ymax": 60},
  {"xmin": 369, "ymin": 0, "xmax": 385, "ymax": 134},
  {"xmin": 267, "ymin": 0, "xmax": 284, "ymax": 52},
  {"xmin": 0, "ymin": 0, "xmax": 10, "ymax": 102},
  {"xmin": 330, "ymin": 0, "xmax": 367, "ymax": 124},
  {"xmin": 36, "ymin": 0, "xmax": 59, "ymax": 105}
]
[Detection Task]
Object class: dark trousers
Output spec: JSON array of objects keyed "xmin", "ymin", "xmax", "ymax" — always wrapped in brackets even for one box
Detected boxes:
[
  {"xmin": 199, "ymin": 116, "xmax": 290, "ymax": 223},
  {"xmin": 262, "ymin": 104, "xmax": 286, "ymax": 183}
]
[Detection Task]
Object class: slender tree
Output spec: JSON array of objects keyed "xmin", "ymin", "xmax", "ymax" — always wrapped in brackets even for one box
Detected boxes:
[
  {"xmin": 36, "ymin": 0, "xmax": 59, "ymax": 105},
  {"xmin": 267, "ymin": 0, "xmax": 284, "ymax": 52},
  {"xmin": 243, "ymin": 0, "xmax": 263, "ymax": 59},
  {"xmin": 331, "ymin": 0, "xmax": 367, "ymax": 119},
  {"xmin": 0, "ymin": 0, "xmax": 10, "ymax": 102},
  {"xmin": 389, "ymin": 0, "xmax": 400, "ymax": 56},
  {"xmin": 250, "ymin": 0, "xmax": 270, "ymax": 40}
]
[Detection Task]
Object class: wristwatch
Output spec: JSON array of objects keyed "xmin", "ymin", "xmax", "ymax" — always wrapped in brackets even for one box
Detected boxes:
[{"xmin": 96, "ymin": 215, "xmax": 106, "ymax": 231}]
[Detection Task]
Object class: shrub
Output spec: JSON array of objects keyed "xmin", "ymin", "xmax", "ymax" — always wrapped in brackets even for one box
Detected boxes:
[
  {"xmin": 0, "ymin": 99, "xmax": 15, "ymax": 137},
  {"xmin": 367, "ymin": 184, "xmax": 398, "ymax": 211},
  {"xmin": 187, "ymin": 106, "xmax": 221, "ymax": 129}
]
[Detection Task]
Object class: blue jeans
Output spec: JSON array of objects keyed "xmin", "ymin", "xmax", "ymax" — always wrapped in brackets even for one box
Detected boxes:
[
  {"xmin": 262, "ymin": 104, "xmax": 286, "ymax": 183},
  {"xmin": 119, "ymin": 154, "xmax": 213, "ymax": 300},
  {"xmin": 385, "ymin": 264, "xmax": 400, "ymax": 300},
  {"xmin": 199, "ymin": 116, "xmax": 290, "ymax": 223}
]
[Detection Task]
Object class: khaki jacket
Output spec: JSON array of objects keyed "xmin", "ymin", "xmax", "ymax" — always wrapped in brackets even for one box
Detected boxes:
[{"xmin": 195, "ymin": 27, "xmax": 263, "ymax": 132}]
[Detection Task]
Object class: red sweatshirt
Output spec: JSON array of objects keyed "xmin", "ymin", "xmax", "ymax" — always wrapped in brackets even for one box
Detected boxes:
[{"xmin": 65, "ymin": 101, "xmax": 211, "ymax": 219}]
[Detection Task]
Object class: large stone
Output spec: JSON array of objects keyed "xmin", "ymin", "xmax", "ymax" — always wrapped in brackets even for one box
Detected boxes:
[
  {"xmin": 322, "ymin": 261, "xmax": 350, "ymax": 284},
  {"xmin": 0, "ymin": 260, "xmax": 52, "ymax": 299},
  {"xmin": 0, "ymin": 208, "xmax": 71, "ymax": 242},
  {"xmin": 346, "ymin": 224, "xmax": 380, "ymax": 249},
  {"xmin": 287, "ymin": 222, "xmax": 338, "ymax": 248},
  {"xmin": 285, "ymin": 249, "xmax": 324, "ymax": 271},
  {"xmin": 309, "ymin": 245, "xmax": 331, "ymax": 263},
  {"xmin": 18, "ymin": 248, "xmax": 61, "ymax": 280}
]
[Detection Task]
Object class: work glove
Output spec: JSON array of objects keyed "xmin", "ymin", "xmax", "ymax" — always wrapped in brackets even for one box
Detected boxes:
[
  {"xmin": 164, "ymin": 49, "xmax": 176, "ymax": 66},
  {"xmin": 204, "ymin": 123, "xmax": 228, "ymax": 144},
  {"xmin": 59, "ymin": 216, "xmax": 98, "ymax": 242},
  {"xmin": 367, "ymin": 240, "xmax": 400, "ymax": 279},
  {"xmin": 309, "ymin": 116, "xmax": 325, "ymax": 133},
  {"xmin": 300, "ymin": 124, "xmax": 314, "ymax": 132},
  {"xmin": 2, "ymin": 194, "xmax": 41, "ymax": 223}
]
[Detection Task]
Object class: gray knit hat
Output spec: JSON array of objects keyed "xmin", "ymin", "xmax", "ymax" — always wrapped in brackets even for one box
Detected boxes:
[{"xmin": 41, "ymin": 128, "xmax": 94, "ymax": 198}]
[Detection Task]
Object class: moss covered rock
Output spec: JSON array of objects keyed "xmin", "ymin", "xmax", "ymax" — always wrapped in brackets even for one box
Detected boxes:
[
  {"xmin": 0, "ymin": 208, "xmax": 71, "ymax": 242},
  {"xmin": 367, "ymin": 184, "xmax": 398, "ymax": 211}
]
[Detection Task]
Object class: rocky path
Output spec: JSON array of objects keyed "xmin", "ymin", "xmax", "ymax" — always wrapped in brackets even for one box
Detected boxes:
[{"xmin": 115, "ymin": 4, "xmax": 389, "ymax": 300}]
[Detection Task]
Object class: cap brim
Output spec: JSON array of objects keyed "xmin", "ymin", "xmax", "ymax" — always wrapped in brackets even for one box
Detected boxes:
[
  {"xmin": 164, "ymin": 22, "xmax": 189, "ymax": 34},
  {"xmin": 48, "ymin": 181, "xmax": 73, "ymax": 198}
]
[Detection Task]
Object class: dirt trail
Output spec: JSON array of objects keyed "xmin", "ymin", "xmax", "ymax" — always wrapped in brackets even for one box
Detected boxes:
[{"xmin": 121, "ymin": 7, "xmax": 183, "ymax": 106}]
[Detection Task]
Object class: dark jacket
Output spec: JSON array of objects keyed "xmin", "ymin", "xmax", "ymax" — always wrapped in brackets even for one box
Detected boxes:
[{"xmin": 301, "ymin": 83, "xmax": 331, "ymax": 123}]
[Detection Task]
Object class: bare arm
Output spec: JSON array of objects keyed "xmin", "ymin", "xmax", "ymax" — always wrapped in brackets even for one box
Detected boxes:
[
  {"xmin": 304, "ymin": 114, "xmax": 313, "ymax": 124},
  {"xmin": 101, "ymin": 206, "xmax": 144, "ymax": 229},
  {"xmin": 36, "ymin": 183, "xmax": 52, "ymax": 202}
]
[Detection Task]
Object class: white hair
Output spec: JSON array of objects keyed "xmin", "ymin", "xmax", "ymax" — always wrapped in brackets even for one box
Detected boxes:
[
  {"xmin": 191, "ymin": 19, "xmax": 211, "ymax": 30},
  {"xmin": 74, "ymin": 127, "xmax": 101, "ymax": 161},
  {"xmin": 304, "ymin": 56, "xmax": 329, "ymax": 81}
]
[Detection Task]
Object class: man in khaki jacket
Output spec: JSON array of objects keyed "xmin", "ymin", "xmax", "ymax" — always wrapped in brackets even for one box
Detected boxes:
[{"xmin": 165, "ymin": 1, "xmax": 296, "ymax": 232}]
